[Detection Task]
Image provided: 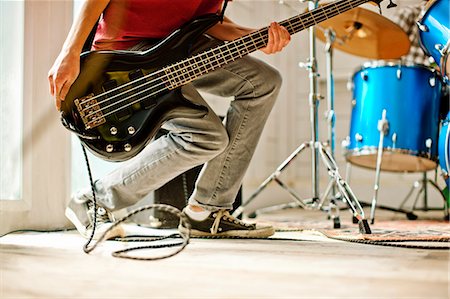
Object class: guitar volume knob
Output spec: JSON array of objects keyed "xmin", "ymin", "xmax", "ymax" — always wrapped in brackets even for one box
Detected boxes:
[
  {"xmin": 124, "ymin": 143, "xmax": 132, "ymax": 152},
  {"xmin": 110, "ymin": 127, "xmax": 118, "ymax": 135},
  {"xmin": 128, "ymin": 126, "xmax": 135, "ymax": 134},
  {"xmin": 106, "ymin": 144, "xmax": 114, "ymax": 153}
]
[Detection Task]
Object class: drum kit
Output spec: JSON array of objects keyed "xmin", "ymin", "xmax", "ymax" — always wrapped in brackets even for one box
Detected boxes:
[{"xmin": 233, "ymin": 0, "xmax": 449, "ymax": 229}]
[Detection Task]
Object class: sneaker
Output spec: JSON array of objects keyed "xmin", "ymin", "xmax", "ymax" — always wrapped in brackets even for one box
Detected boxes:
[
  {"xmin": 65, "ymin": 195, "xmax": 125, "ymax": 240},
  {"xmin": 181, "ymin": 208, "xmax": 275, "ymax": 238}
]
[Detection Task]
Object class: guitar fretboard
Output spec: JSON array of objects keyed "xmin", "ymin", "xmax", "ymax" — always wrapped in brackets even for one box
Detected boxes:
[{"xmin": 162, "ymin": 0, "xmax": 369, "ymax": 89}]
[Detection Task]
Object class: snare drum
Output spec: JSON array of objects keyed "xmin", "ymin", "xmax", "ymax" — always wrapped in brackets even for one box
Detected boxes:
[
  {"xmin": 439, "ymin": 112, "xmax": 449, "ymax": 186},
  {"xmin": 417, "ymin": 0, "xmax": 450, "ymax": 81},
  {"xmin": 346, "ymin": 61, "xmax": 442, "ymax": 172}
]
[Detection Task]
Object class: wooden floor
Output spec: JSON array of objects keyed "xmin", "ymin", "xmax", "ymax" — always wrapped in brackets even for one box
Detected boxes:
[{"xmin": 1, "ymin": 209, "xmax": 449, "ymax": 299}]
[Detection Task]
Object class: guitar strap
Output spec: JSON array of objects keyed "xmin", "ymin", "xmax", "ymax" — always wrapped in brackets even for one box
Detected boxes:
[
  {"xmin": 82, "ymin": 19, "xmax": 99, "ymax": 53},
  {"xmin": 219, "ymin": 0, "xmax": 230, "ymax": 22},
  {"xmin": 82, "ymin": 1, "xmax": 229, "ymax": 51}
]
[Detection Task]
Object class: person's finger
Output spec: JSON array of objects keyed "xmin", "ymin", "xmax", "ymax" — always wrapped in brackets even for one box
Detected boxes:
[
  {"xmin": 48, "ymin": 73, "xmax": 55, "ymax": 97},
  {"xmin": 265, "ymin": 23, "xmax": 275, "ymax": 53},
  {"xmin": 55, "ymin": 97, "xmax": 61, "ymax": 111},
  {"xmin": 272, "ymin": 23, "xmax": 282, "ymax": 52},
  {"xmin": 59, "ymin": 80, "xmax": 73, "ymax": 103},
  {"xmin": 281, "ymin": 26, "xmax": 291, "ymax": 47}
]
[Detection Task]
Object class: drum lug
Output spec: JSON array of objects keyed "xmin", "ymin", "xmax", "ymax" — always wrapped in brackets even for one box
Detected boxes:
[
  {"xmin": 416, "ymin": 21, "xmax": 428, "ymax": 32},
  {"xmin": 392, "ymin": 133, "xmax": 397, "ymax": 149},
  {"xmin": 434, "ymin": 43, "xmax": 447, "ymax": 56},
  {"xmin": 342, "ymin": 136, "xmax": 350, "ymax": 149},
  {"xmin": 429, "ymin": 76, "xmax": 436, "ymax": 87},
  {"xmin": 355, "ymin": 133, "xmax": 363, "ymax": 142},
  {"xmin": 351, "ymin": 99, "xmax": 357, "ymax": 107},
  {"xmin": 360, "ymin": 72, "xmax": 368, "ymax": 81},
  {"xmin": 396, "ymin": 68, "xmax": 402, "ymax": 80},
  {"xmin": 425, "ymin": 138, "xmax": 433, "ymax": 158}
]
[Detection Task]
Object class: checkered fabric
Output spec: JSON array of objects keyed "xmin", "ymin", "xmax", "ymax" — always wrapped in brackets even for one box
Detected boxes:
[{"xmin": 392, "ymin": 4, "xmax": 434, "ymax": 66}]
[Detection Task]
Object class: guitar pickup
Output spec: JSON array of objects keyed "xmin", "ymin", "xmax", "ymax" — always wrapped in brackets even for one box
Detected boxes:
[
  {"xmin": 129, "ymin": 69, "xmax": 156, "ymax": 109},
  {"xmin": 102, "ymin": 79, "xmax": 132, "ymax": 121}
]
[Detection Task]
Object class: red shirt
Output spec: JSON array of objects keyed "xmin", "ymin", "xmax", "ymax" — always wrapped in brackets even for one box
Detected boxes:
[{"xmin": 93, "ymin": 0, "xmax": 224, "ymax": 50}]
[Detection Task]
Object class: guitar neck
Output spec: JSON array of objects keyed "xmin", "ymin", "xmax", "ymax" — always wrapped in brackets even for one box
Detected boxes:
[{"xmin": 163, "ymin": 0, "xmax": 370, "ymax": 89}]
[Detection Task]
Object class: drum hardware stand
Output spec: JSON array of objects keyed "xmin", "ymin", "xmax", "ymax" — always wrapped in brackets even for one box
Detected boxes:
[
  {"xmin": 317, "ymin": 27, "xmax": 343, "ymax": 227},
  {"xmin": 369, "ymin": 109, "xmax": 389, "ymax": 224},
  {"xmin": 349, "ymin": 116, "xmax": 450, "ymax": 222},
  {"xmin": 397, "ymin": 171, "xmax": 450, "ymax": 221},
  {"xmin": 232, "ymin": 0, "xmax": 372, "ymax": 234}
]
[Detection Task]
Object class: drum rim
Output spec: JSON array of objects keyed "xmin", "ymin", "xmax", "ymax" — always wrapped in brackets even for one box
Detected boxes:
[
  {"xmin": 440, "ymin": 121, "xmax": 450, "ymax": 175},
  {"xmin": 345, "ymin": 145, "xmax": 438, "ymax": 161},
  {"xmin": 351, "ymin": 60, "xmax": 438, "ymax": 78},
  {"xmin": 417, "ymin": 0, "xmax": 449, "ymax": 77},
  {"xmin": 417, "ymin": 0, "xmax": 440, "ymax": 25}
]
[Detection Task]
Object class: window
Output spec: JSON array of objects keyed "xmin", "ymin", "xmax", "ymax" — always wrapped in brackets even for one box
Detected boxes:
[{"xmin": 0, "ymin": 1, "xmax": 24, "ymax": 200}]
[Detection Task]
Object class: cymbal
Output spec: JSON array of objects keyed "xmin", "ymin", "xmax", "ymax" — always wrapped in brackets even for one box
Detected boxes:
[{"xmin": 315, "ymin": 7, "xmax": 411, "ymax": 59}]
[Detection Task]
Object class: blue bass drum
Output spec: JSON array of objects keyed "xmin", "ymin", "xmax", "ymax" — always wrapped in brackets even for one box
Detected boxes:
[
  {"xmin": 346, "ymin": 61, "xmax": 442, "ymax": 172},
  {"xmin": 439, "ymin": 112, "xmax": 450, "ymax": 186},
  {"xmin": 417, "ymin": 0, "xmax": 450, "ymax": 82}
]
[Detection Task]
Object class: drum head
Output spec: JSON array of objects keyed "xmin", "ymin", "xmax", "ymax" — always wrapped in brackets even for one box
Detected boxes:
[{"xmin": 346, "ymin": 151, "xmax": 438, "ymax": 172}]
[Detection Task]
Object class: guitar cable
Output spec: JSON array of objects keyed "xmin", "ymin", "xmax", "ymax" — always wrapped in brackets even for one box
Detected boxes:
[{"xmin": 79, "ymin": 143, "xmax": 191, "ymax": 261}]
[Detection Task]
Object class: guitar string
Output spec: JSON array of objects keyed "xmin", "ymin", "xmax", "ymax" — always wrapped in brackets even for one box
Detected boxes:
[
  {"xmin": 84, "ymin": 0, "xmax": 366, "ymax": 125},
  {"xmin": 78, "ymin": 0, "xmax": 359, "ymax": 111},
  {"xmin": 83, "ymin": 0, "xmax": 367, "ymax": 126},
  {"xmin": 77, "ymin": 0, "xmax": 355, "ymax": 108},
  {"xmin": 79, "ymin": 0, "xmax": 358, "ymax": 115}
]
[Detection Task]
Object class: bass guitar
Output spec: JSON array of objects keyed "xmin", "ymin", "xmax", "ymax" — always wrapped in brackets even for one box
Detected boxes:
[{"xmin": 61, "ymin": 0, "xmax": 381, "ymax": 161}]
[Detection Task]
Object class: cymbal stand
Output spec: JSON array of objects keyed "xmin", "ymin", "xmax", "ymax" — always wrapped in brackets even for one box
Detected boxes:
[
  {"xmin": 315, "ymin": 27, "xmax": 342, "ymax": 226},
  {"xmin": 232, "ymin": 0, "xmax": 371, "ymax": 234}
]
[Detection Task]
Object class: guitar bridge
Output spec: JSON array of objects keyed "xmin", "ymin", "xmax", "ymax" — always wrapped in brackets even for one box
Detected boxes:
[{"xmin": 74, "ymin": 93, "xmax": 106, "ymax": 129}]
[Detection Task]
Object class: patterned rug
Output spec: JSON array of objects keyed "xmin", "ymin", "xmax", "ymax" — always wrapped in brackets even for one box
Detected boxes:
[{"xmin": 258, "ymin": 218, "xmax": 450, "ymax": 249}]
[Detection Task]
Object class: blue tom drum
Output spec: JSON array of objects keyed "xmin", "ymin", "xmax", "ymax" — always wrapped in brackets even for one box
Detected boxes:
[
  {"xmin": 439, "ymin": 112, "xmax": 450, "ymax": 186},
  {"xmin": 346, "ymin": 61, "xmax": 442, "ymax": 172},
  {"xmin": 417, "ymin": 0, "xmax": 450, "ymax": 82}
]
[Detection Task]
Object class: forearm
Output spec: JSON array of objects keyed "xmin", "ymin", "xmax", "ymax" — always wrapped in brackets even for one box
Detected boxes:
[
  {"xmin": 206, "ymin": 16, "xmax": 254, "ymax": 41},
  {"xmin": 61, "ymin": 0, "xmax": 110, "ymax": 55}
]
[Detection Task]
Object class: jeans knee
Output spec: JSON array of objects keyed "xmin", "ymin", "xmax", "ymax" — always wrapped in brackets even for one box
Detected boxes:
[
  {"xmin": 188, "ymin": 122, "xmax": 229, "ymax": 160},
  {"xmin": 263, "ymin": 66, "xmax": 283, "ymax": 96},
  {"xmin": 206, "ymin": 125, "xmax": 229, "ymax": 156}
]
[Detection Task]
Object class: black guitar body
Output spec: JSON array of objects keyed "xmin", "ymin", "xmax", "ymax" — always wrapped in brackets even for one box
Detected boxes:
[{"xmin": 61, "ymin": 14, "xmax": 220, "ymax": 161}]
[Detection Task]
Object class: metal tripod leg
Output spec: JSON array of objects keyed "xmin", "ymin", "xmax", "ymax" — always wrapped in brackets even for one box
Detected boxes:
[
  {"xmin": 233, "ymin": 139, "xmax": 372, "ymax": 234},
  {"xmin": 398, "ymin": 172, "xmax": 450, "ymax": 220},
  {"xmin": 232, "ymin": 142, "xmax": 310, "ymax": 218},
  {"xmin": 316, "ymin": 143, "xmax": 369, "ymax": 232}
]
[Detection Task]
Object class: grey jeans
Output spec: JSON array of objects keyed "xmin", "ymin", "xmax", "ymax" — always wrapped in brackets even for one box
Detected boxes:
[{"xmin": 82, "ymin": 37, "xmax": 282, "ymax": 212}]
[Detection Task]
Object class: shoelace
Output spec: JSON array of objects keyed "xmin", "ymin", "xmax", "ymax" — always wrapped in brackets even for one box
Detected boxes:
[
  {"xmin": 210, "ymin": 210, "xmax": 251, "ymax": 234},
  {"xmin": 86, "ymin": 201, "xmax": 113, "ymax": 227}
]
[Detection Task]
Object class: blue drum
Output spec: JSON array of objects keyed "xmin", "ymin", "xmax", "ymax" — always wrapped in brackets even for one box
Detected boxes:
[
  {"xmin": 346, "ymin": 61, "xmax": 442, "ymax": 172},
  {"xmin": 417, "ymin": 0, "xmax": 449, "ymax": 82},
  {"xmin": 439, "ymin": 112, "xmax": 450, "ymax": 186}
]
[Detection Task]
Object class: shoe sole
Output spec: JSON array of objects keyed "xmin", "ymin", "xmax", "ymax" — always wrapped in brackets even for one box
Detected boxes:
[
  {"xmin": 179, "ymin": 225, "xmax": 275, "ymax": 239},
  {"xmin": 65, "ymin": 207, "xmax": 125, "ymax": 240}
]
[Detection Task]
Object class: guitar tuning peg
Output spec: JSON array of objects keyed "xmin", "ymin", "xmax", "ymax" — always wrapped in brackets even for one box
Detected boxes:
[{"xmin": 387, "ymin": 0, "xmax": 397, "ymax": 9}]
